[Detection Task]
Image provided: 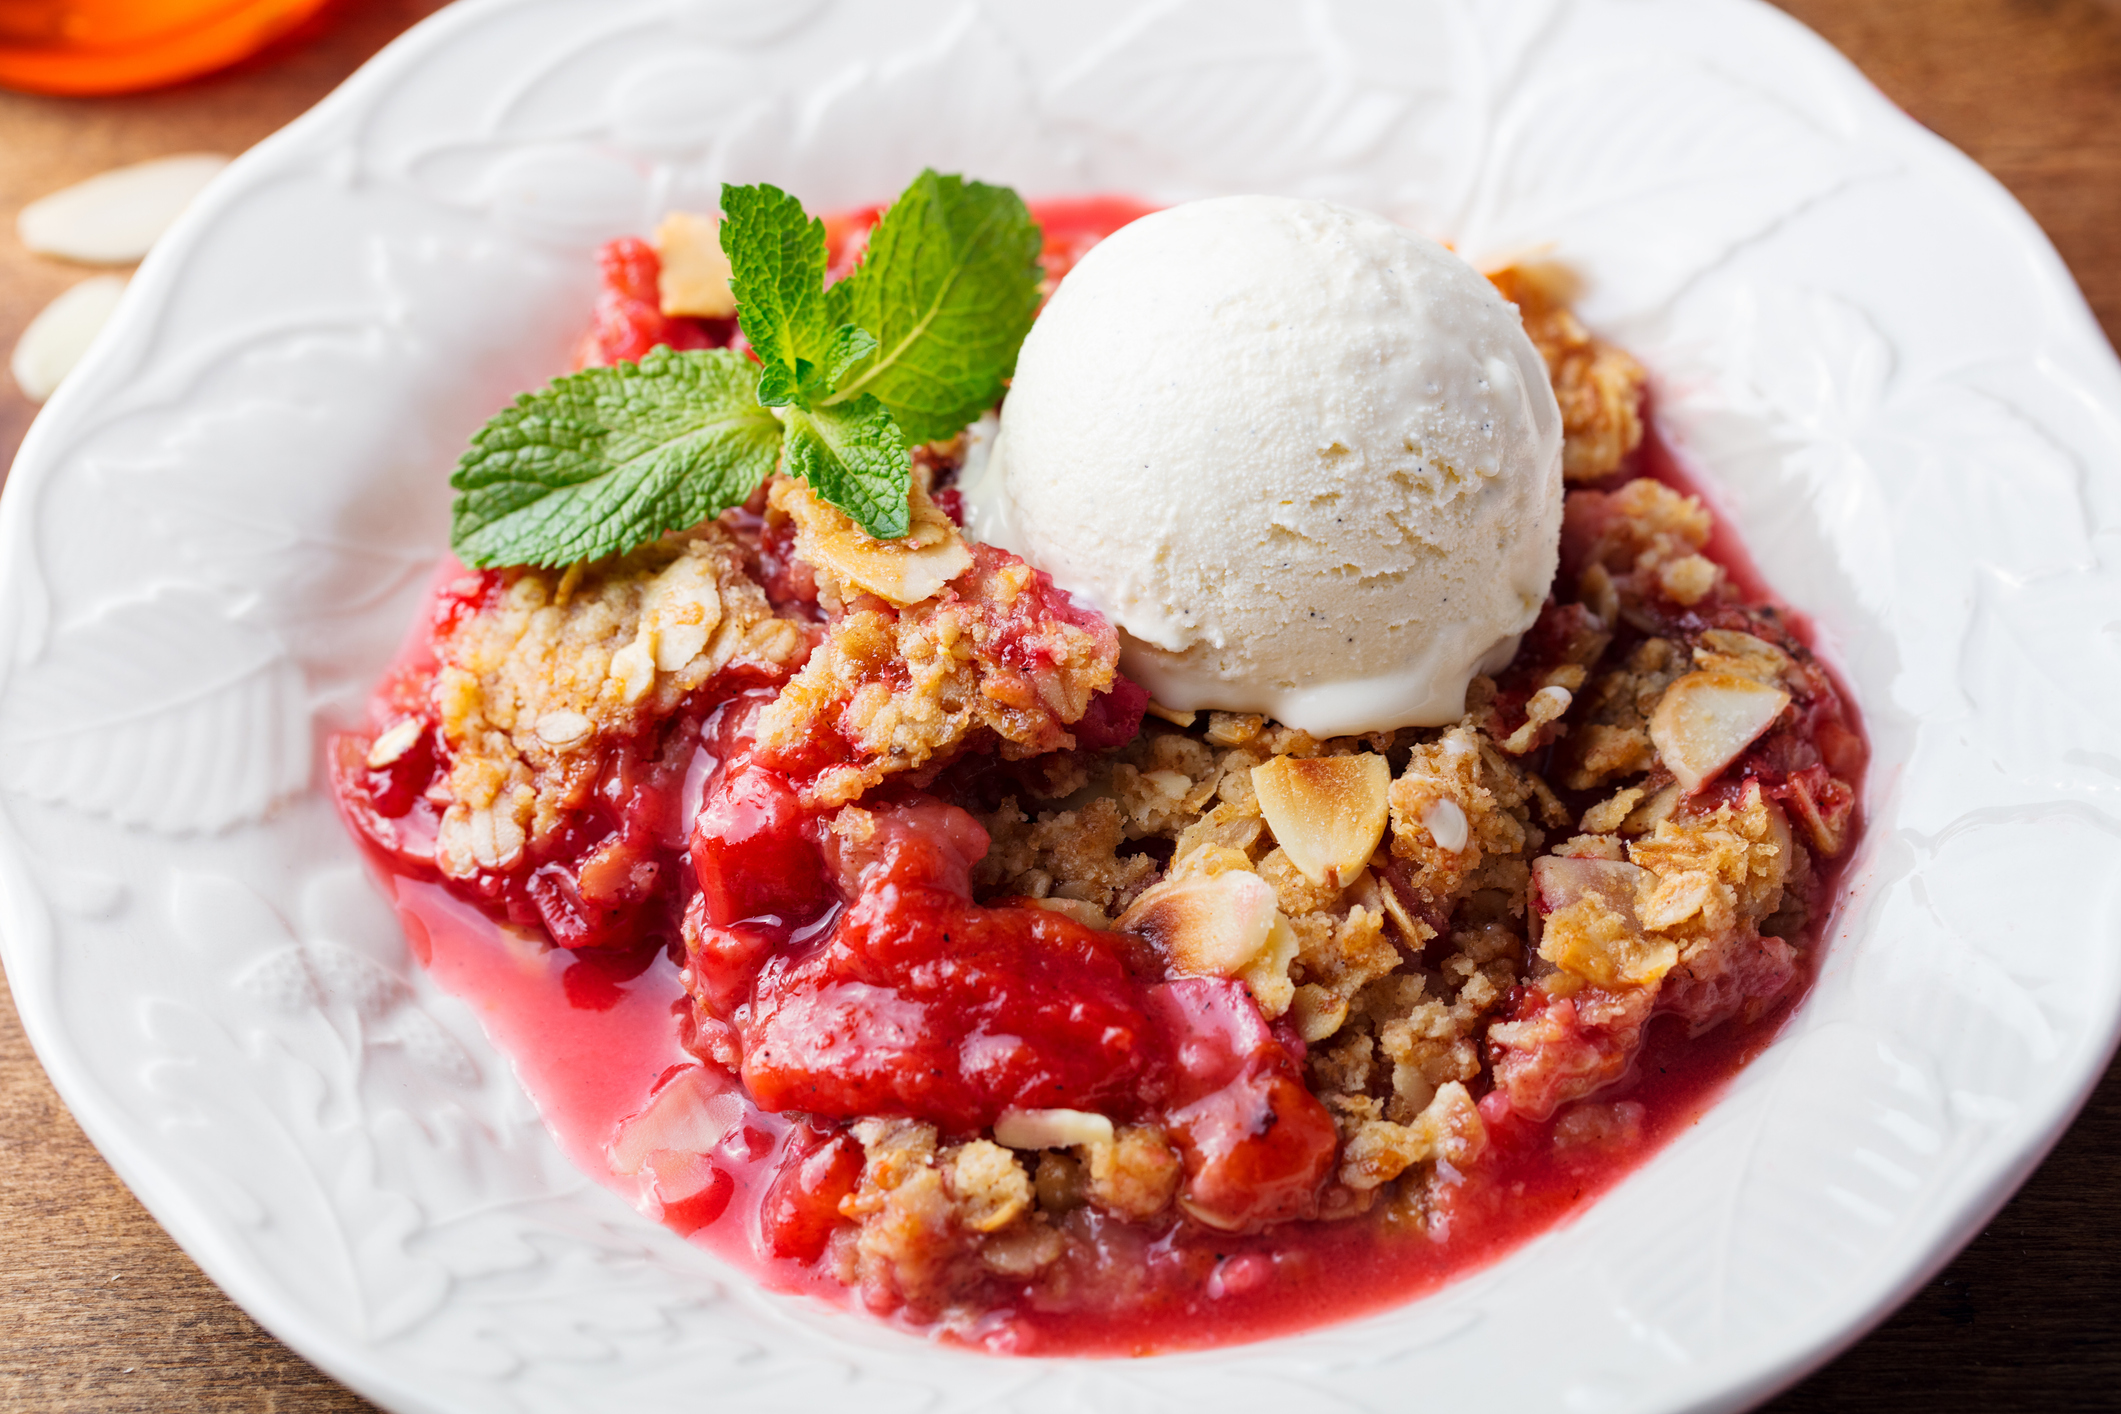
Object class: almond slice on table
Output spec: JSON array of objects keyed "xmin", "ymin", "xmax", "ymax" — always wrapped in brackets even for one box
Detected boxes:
[
  {"xmin": 17, "ymin": 153, "xmax": 230, "ymax": 264},
  {"xmin": 1251, "ymin": 753, "xmax": 1391, "ymax": 886},
  {"xmin": 653, "ymin": 211, "xmax": 738, "ymax": 318},
  {"xmin": 1647, "ymin": 670, "xmax": 1790, "ymax": 792},
  {"xmin": 10, "ymin": 275, "xmax": 127, "ymax": 403}
]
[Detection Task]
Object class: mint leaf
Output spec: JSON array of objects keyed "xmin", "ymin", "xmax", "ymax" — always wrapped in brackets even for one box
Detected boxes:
[
  {"xmin": 826, "ymin": 170, "xmax": 1043, "ymax": 444},
  {"xmin": 451, "ymin": 347, "xmax": 782, "ymax": 568},
  {"xmin": 720, "ymin": 182, "xmax": 833, "ymax": 391},
  {"xmin": 820, "ymin": 323, "xmax": 878, "ymax": 388},
  {"xmin": 784, "ymin": 396, "xmax": 912, "ymax": 539}
]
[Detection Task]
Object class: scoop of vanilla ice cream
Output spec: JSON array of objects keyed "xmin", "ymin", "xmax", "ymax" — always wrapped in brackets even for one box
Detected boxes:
[{"xmin": 958, "ymin": 196, "xmax": 1564, "ymax": 736}]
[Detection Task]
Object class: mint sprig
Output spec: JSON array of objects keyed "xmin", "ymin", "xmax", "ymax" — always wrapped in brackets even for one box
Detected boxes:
[
  {"xmin": 449, "ymin": 169, "xmax": 1043, "ymax": 566},
  {"xmin": 825, "ymin": 171, "xmax": 1043, "ymax": 444},
  {"xmin": 452, "ymin": 347, "xmax": 782, "ymax": 569}
]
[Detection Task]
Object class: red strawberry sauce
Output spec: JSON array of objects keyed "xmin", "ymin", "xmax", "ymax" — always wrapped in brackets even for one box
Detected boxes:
[{"xmin": 339, "ymin": 199, "xmax": 1866, "ymax": 1356}]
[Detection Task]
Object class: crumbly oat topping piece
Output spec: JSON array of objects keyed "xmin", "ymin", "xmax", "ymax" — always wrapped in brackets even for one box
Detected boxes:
[
  {"xmin": 1564, "ymin": 478, "xmax": 1723, "ymax": 631},
  {"xmin": 837, "ymin": 1118, "xmax": 1063, "ymax": 1314},
  {"xmin": 429, "ymin": 525, "xmax": 808, "ymax": 879},
  {"xmin": 1488, "ymin": 263, "xmax": 1646, "ymax": 482},
  {"xmin": 757, "ymin": 534, "xmax": 1121, "ymax": 809},
  {"xmin": 976, "ymin": 795, "xmax": 1156, "ymax": 913},
  {"xmin": 1557, "ymin": 636, "xmax": 1688, "ymax": 792},
  {"xmin": 1081, "ymin": 1125, "xmax": 1183, "ymax": 1221},
  {"xmin": 1388, "ymin": 724, "xmax": 1556, "ymax": 913},
  {"xmin": 1339, "ymin": 1080, "xmax": 1486, "ymax": 1191}
]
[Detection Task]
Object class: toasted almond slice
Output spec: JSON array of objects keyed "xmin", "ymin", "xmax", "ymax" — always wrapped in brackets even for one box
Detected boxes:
[
  {"xmin": 1116, "ymin": 870, "xmax": 1279, "ymax": 977},
  {"xmin": 1620, "ymin": 779, "xmax": 1683, "ymax": 835},
  {"xmin": 1421, "ymin": 798, "xmax": 1470, "ymax": 853},
  {"xmin": 10, "ymin": 274, "xmax": 126, "ymax": 403},
  {"xmin": 653, "ymin": 210, "xmax": 738, "ymax": 318},
  {"xmin": 769, "ymin": 474, "xmax": 971, "ymax": 605},
  {"xmin": 1532, "ymin": 854, "xmax": 1648, "ymax": 921},
  {"xmin": 993, "ymin": 1107, "xmax": 1115, "ymax": 1151},
  {"xmin": 17, "ymin": 153, "xmax": 229, "ymax": 264},
  {"xmin": 1251, "ymin": 753, "xmax": 1390, "ymax": 886},
  {"xmin": 1532, "ymin": 855, "xmax": 1679, "ymax": 987},
  {"xmin": 1144, "ymin": 700, "xmax": 1197, "ymax": 727},
  {"xmin": 1240, "ymin": 912, "xmax": 1299, "ymax": 1019},
  {"xmin": 608, "ymin": 1066, "xmax": 746, "ymax": 1176},
  {"xmin": 1648, "ymin": 670, "xmax": 1790, "ymax": 792},
  {"xmin": 534, "ymin": 709, "xmax": 593, "ymax": 748},
  {"xmin": 366, "ymin": 718, "xmax": 424, "ymax": 768},
  {"xmin": 1289, "ymin": 983, "xmax": 1348, "ymax": 1044}
]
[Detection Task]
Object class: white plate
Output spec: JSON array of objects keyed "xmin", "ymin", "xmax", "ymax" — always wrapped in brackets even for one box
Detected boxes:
[{"xmin": 3, "ymin": 1, "xmax": 2118, "ymax": 1410}]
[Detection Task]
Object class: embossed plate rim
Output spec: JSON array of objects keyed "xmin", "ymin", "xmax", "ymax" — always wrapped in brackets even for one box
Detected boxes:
[{"xmin": 2, "ymin": 1, "xmax": 2119, "ymax": 1411}]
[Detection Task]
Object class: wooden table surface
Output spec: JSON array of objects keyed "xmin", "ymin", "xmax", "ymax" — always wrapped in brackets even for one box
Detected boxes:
[{"xmin": 1, "ymin": 1, "xmax": 2116, "ymax": 1408}]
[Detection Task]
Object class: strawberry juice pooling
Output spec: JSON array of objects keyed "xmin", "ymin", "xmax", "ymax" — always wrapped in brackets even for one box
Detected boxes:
[{"xmin": 334, "ymin": 192, "xmax": 1867, "ymax": 1354}]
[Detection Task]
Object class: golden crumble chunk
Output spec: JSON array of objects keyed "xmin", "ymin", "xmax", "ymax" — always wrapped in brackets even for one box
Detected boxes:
[
  {"xmin": 1489, "ymin": 263, "xmax": 1646, "ymax": 482},
  {"xmin": 430, "ymin": 525, "xmax": 808, "ymax": 879}
]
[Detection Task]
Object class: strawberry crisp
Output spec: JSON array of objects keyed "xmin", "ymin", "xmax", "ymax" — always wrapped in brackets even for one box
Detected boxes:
[{"xmin": 334, "ymin": 196, "xmax": 1865, "ymax": 1354}]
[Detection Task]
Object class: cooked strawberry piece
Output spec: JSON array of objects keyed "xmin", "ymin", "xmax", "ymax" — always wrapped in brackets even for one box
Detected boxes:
[
  {"xmin": 692, "ymin": 761, "xmax": 832, "ymax": 926},
  {"xmin": 739, "ymin": 868, "xmax": 1159, "ymax": 1132},
  {"xmin": 759, "ymin": 1125, "xmax": 865, "ymax": 1262},
  {"xmin": 1147, "ymin": 978, "xmax": 1337, "ymax": 1232},
  {"xmin": 1486, "ymin": 983, "xmax": 1655, "ymax": 1123},
  {"xmin": 1073, "ymin": 675, "xmax": 1150, "ymax": 751}
]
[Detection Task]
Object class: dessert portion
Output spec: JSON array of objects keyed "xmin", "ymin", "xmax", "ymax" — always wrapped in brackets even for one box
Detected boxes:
[
  {"xmin": 335, "ymin": 178, "xmax": 1864, "ymax": 1353},
  {"xmin": 962, "ymin": 197, "xmax": 1564, "ymax": 734}
]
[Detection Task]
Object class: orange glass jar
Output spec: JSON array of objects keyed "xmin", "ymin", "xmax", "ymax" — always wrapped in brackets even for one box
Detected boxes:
[{"xmin": 0, "ymin": 0, "xmax": 334, "ymax": 95}]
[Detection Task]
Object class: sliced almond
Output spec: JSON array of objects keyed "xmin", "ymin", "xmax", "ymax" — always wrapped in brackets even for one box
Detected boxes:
[
  {"xmin": 1634, "ymin": 868, "xmax": 1718, "ymax": 930},
  {"xmin": 993, "ymin": 1107, "xmax": 1115, "ymax": 1151},
  {"xmin": 1421, "ymin": 798, "xmax": 1470, "ymax": 853},
  {"xmin": 1647, "ymin": 670, "xmax": 1790, "ymax": 792},
  {"xmin": 534, "ymin": 710, "xmax": 593, "ymax": 749},
  {"xmin": 769, "ymin": 474, "xmax": 971, "ymax": 605},
  {"xmin": 1241, "ymin": 912, "xmax": 1299, "ymax": 1019},
  {"xmin": 17, "ymin": 153, "xmax": 229, "ymax": 264},
  {"xmin": 365, "ymin": 718, "xmax": 424, "ymax": 768},
  {"xmin": 1532, "ymin": 854, "xmax": 1648, "ymax": 922},
  {"xmin": 10, "ymin": 274, "xmax": 126, "ymax": 403},
  {"xmin": 1116, "ymin": 869, "xmax": 1279, "ymax": 977},
  {"xmin": 1532, "ymin": 855, "xmax": 1678, "ymax": 987},
  {"xmin": 653, "ymin": 210, "xmax": 738, "ymax": 318},
  {"xmin": 1620, "ymin": 779, "xmax": 1684, "ymax": 835},
  {"xmin": 1250, "ymin": 753, "xmax": 1390, "ymax": 886},
  {"xmin": 608, "ymin": 1066, "xmax": 746, "ymax": 1176}
]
